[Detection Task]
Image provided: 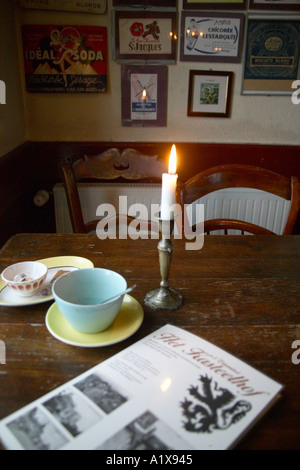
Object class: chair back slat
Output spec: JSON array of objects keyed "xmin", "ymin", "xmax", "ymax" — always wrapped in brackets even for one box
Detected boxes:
[{"xmin": 179, "ymin": 164, "xmax": 300, "ymax": 236}]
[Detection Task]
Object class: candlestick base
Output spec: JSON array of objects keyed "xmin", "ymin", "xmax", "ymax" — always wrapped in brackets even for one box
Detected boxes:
[{"xmin": 144, "ymin": 286, "xmax": 183, "ymax": 311}]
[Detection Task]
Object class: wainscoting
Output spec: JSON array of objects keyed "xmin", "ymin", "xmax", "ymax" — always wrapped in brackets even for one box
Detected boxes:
[{"xmin": 0, "ymin": 141, "xmax": 299, "ymax": 246}]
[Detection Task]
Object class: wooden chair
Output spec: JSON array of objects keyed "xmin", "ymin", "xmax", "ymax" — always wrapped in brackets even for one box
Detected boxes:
[
  {"xmin": 179, "ymin": 164, "xmax": 300, "ymax": 235},
  {"xmin": 61, "ymin": 148, "xmax": 167, "ymax": 234}
]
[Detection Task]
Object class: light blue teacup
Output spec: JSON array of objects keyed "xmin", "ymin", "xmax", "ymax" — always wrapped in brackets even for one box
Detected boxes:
[{"xmin": 52, "ymin": 268, "xmax": 127, "ymax": 334}]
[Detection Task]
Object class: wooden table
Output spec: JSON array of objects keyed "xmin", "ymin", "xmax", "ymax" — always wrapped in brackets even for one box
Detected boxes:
[{"xmin": 0, "ymin": 233, "xmax": 299, "ymax": 450}]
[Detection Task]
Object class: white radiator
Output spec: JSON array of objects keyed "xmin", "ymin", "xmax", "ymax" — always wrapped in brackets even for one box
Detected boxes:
[
  {"xmin": 54, "ymin": 183, "xmax": 290, "ymax": 235},
  {"xmin": 53, "ymin": 183, "xmax": 162, "ymax": 233},
  {"xmin": 189, "ymin": 188, "xmax": 290, "ymax": 235}
]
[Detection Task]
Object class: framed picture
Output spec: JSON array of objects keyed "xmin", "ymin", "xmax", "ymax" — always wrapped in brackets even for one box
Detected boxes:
[
  {"xmin": 114, "ymin": 11, "xmax": 177, "ymax": 63},
  {"xmin": 187, "ymin": 70, "xmax": 233, "ymax": 117},
  {"xmin": 182, "ymin": 0, "xmax": 247, "ymax": 10},
  {"xmin": 249, "ymin": 0, "xmax": 300, "ymax": 11},
  {"xmin": 180, "ymin": 12, "xmax": 245, "ymax": 63},
  {"xmin": 113, "ymin": 0, "xmax": 176, "ymax": 6},
  {"xmin": 21, "ymin": 0, "xmax": 106, "ymax": 14},
  {"xmin": 22, "ymin": 25, "xmax": 107, "ymax": 93},
  {"xmin": 242, "ymin": 17, "xmax": 300, "ymax": 95},
  {"xmin": 121, "ymin": 65, "xmax": 168, "ymax": 127}
]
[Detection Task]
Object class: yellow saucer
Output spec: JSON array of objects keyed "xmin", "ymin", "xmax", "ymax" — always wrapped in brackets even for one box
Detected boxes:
[
  {"xmin": 0, "ymin": 256, "xmax": 94, "ymax": 307},
  {"xmin": 45, "ymin": 295, "xmax": 144, "ymax": 348}
]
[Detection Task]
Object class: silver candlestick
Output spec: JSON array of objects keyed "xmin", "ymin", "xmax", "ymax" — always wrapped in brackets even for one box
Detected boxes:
[{"xmin": 144, "ymin": 215, "xmax": 183, "ymax": 311}]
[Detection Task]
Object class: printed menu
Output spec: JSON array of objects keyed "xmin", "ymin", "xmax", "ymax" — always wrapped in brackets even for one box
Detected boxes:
[{"xmin": 0, "ymin": 324, "xmax": 283, "ymax": 450}]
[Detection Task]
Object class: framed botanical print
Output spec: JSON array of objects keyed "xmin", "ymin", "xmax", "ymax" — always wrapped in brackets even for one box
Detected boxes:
[
  {"xmin": 121, "ymin": 65, "xmax": 168, "ymax": 127},
  {"xmin": 188, "ymin": 70, "xmax": 233, "ymax": 117},
  {"xmin": 114, "ymin": 11, "xmax": 177, "ymax": 63}
]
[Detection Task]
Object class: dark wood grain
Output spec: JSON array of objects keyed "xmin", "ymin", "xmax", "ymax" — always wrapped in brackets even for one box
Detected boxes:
[{"xmin": 0, "ymin": 233, "xmax": 300, "ymax": 450}]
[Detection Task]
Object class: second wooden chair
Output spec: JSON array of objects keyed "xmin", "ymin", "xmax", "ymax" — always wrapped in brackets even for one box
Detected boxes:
[
  {"xmin": 179, "ymin": 164, "xmax": 300, "ymax": 235},
  {"xmin": 61, "ymin": 147, "xmax": 167, "ymax": 234}
]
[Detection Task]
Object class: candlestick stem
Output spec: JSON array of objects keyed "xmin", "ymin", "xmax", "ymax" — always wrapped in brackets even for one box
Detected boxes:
[{"xmin": 144, "ymin": 217, "xmax": 183, "ymax": 311}]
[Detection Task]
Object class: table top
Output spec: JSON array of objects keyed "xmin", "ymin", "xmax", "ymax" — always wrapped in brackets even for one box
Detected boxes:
[{"xmin": 0, "ymin": 233, "xmax": 299, "ymax": 450}]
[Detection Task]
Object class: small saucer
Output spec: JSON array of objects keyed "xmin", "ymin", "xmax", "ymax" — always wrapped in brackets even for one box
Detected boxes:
[
  {"xmin": 45, "ymin": 295, "xmax": 144, "ymax": 348},
  {"xmin": 0, "ymin": 256, "xmax": 94, "ymax": 307}
]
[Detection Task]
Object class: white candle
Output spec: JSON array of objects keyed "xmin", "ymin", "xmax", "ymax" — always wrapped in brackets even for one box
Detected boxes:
[{"xmin": 161, "ymin": 145, "xmax": 178, "ymax": 220}]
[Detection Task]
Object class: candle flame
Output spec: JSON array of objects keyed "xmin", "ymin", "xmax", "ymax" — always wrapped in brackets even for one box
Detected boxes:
[
  {"xmin": 142, "ymin": 88, "xmax": 147, "ymax": 100},
  {"xmin": 169, "ymin": 144, "xmax": 177, "ymax": 174}
]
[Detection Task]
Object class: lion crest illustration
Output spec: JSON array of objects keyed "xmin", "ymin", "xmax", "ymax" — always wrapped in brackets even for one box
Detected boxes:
[{"xmin": 180, "ymin": 374, "xmax": 252, "ymax": 433}]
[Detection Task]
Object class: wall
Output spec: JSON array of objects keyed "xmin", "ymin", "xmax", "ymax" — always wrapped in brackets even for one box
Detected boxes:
[
  {"xmin": 0, "ymin": 0, "xmax": 26, "ymax": 157},
  {"xmin": 18, "ymin": 1, "xmax": 300, "ymax": 145},
  {"xmin": 0, "ymin": 3, "xmax": 299, "ymax": 246}
]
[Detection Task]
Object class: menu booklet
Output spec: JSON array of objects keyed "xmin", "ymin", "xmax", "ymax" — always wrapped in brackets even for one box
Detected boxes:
[{"xmin": 0, "ymin": 324, "xmax": 283, "ymax": 450}]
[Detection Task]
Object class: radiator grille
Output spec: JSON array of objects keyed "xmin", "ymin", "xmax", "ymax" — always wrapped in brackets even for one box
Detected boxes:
[
  {"xmin": 187, "ymin": 188, "xmax": 290, "ymax": 235},
  {"xmin": 54, "ymin": 184, "xmax": 290, "ymax": 235},
  {"xmin": 53, "ymin": 183, "xmax": 162, "ymax": 233}
]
